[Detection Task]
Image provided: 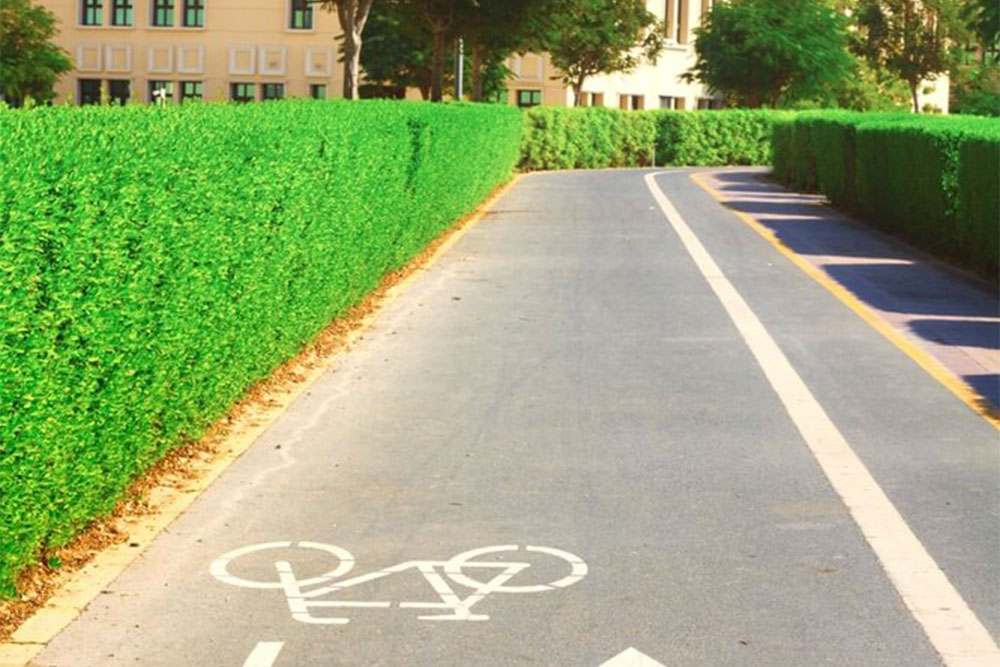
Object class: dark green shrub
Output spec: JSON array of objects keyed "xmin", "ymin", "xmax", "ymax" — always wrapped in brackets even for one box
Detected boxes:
[
  {"xmin": 519, "ymin": 106, "xmax": 656, "ymax": 170},
  {"xmin": 651, "ymin": 110, "xmax": 785, "ymax": 166},
  {"xmin": 957, "ymin": 135, "xmax": 1000, "ymax": 273},
  {"xmin": 0, "ymin": 99, "xmax": 521, "ymax": 596},
  {"xmin": 809, "ymin": 112, "xmax": 860, "ymax": 209}
]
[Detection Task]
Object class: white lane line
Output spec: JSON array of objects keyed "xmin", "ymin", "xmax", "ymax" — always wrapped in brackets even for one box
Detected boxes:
[
  {"xmin": 644, "ymin": 172, "xmax": 999, "ymax": 667},
  {"xmin": 243, "ymin": 641, "xmax": 284, "ymax": 667}
]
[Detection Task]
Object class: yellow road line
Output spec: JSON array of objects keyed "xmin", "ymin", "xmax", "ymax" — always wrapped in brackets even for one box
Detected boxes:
[
  {"xmin": 689, "ymin": 170, "xmax": 999, "ymax": 430},
  {"xmin": 0, "ymin": 174, "xmax": 523, "ymax": 667}
]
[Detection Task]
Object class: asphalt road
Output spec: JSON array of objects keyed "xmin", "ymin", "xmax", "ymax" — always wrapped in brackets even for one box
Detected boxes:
[{"xmin": 33, "ymin": 169, "xmax": 999, "ymax": 667}]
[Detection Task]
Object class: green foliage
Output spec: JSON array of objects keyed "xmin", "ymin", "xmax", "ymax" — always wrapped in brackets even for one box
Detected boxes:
[
  {"xmin": 0, "ymin": 100, "xmax": 522, "ymax": 597},
  {"xmin": 519, "ymin": 108, "xmax": 783, "ymax": 170},
  {"xmin": 519, "ymin": 106, "xmax": 656, "ymax": 170},
  {"xmin": 0, "ymin": 0, "xmax": 73, "ymax": 106},
  {"xmin": 772, "ymin": 111, "xmax": 1000, "ymax": 275},
  {"xmin": 855, "ymin": 0, "xmax": 967, "ymax": 111},
  {"xmin": 684, "ymin": 0, "xmax": 854, "ymax": 108},
  {"xmin": 651, "ymin": 110, "xmax": 786, "ymax": 166},
  {"xmin": 543, "ymin": 0, "xmax": 664, "ymax": 105},
  {"xmin": 951, "ymin": 63, "xmax": 1000, "ymax": 116}
]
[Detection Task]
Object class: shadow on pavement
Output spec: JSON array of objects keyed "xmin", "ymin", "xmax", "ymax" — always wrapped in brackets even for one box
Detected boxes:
[
  {"xmin": 702, "ymin": 168, "xmax": 1000, "ymax": 412},
  {"xmin": 909, "ymin": 319, "xmax": 1000, "ymax": 350}
]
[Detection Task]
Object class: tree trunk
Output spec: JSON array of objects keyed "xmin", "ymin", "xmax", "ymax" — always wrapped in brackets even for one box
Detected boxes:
[
  {"xmin": 342, "ymin": 30, "xmax": 362, "ymax": 100},
  {"xmin": 572, "ymin": 74, "xmax": 586, "ymax": 106},
  {"xmin": 335, "ymin": 0, "xmax": 374, "ymax": 101},
  {"xmin": 431, "ymin": 29, "xmax": 446, "ymax": 102},
  {"xmin": 471, "ymin": 44, "xmax": 484, "ymax": 102},
  {"xmin": 910, "ymin": 81, "xmax": 920, "ymax": 113}
]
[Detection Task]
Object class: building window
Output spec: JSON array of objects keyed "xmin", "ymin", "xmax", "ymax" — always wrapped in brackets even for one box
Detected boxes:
[
  {"xmin": 152, "ymin": 0, "xmax": 173, "ymax": 26},
  {"xmin": 290, "ymin": 0, "xmax": 312, "ymax": 29},
  {"xmin": 181, "ymin": 81, "xmax": 203, "ymax": 101},
  {"xmin": 150, "ymin": 80, "xmax": 174, "ymax": 104},
  {"xmin": 78, "ymin": 78, "xmax": 102, "ymax": 105},
  {"xmin": 665, "ymin": 0, "xmax": 688, "ymax": 43},
  {"xmin": 81, "ymin": 0, "xmax": 102, "ymax": 25},
  {"xmin": 591, "ymin": 92, "xmax": 604, "ymax": 107},
  {"xmin": 309, "ymin": 84, "xmax": 326, "ymax": 99},
  {"xmin": 516, "ymin": 89, "xmax": 541, "ymax": 107},
  {"xmin": 182, "ymin": 0, "xmax": 203, "ymax": 27},
  {"xmin": 659, "ymin": 96, "xmax": 674, "ymax": 110},
  {"xmin": 262, "ymin": 83, "xmax": 284, "ymax": 101},
  {"xmin": 108, "ymin": 79, "xmax": 130, "ymax": 105},
  {"xmin": 111, "ymin": 0, "xmax": 131, "ymax": 25},
  {"xmin": 231, "ymin": 82, "xmax": 255, "ymax": 103}
]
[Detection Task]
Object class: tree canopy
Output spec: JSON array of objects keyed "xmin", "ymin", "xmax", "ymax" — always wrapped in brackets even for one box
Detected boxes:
[
  {"xmin": 542, "ymin": 0, "xmax": 663, "ymax": 106},
  {"xmin": 855, "ymin": 0, "xmax": 966, "ymax": 111},
  {"xmin": 0, "ymin": 0, "xmax": 72, "ymax": 106},
  {"xmin": 684, "ymin": 0, "xmax": 853, "ymax": 108}
]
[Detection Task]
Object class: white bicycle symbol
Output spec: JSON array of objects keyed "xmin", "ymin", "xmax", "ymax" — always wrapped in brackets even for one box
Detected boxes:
[{"xmin": 210, "ymin": 542, "xmax": 587, "ymax": 625}]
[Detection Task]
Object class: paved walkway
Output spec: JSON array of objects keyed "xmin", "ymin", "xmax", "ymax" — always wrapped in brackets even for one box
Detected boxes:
[{"xmin": 18, "ymin": 169, "xmax": 1000, "ymax": 667}]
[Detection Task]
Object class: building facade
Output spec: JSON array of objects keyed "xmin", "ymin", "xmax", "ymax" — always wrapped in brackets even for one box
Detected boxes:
[
  {"xmin": 507, "ymin": 0, "xmax": 720, "ymax": 110},
  {"xmin": 43, "ymin": 0, "xmax": 343, "ymax": 104}
]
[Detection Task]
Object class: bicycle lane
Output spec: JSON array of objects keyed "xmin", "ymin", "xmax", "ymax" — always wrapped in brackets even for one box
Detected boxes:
[{"xmin": 31, "ymin": 169, "xmax": 967, "ymax": 666}]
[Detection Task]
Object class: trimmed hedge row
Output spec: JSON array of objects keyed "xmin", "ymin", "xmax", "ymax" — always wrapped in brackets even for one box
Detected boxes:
[
  {"xmin": 772, "ymin": 112, "xmax": 1000, "ymax": 275},
  {"xmin": 652, "ymin": 109, "xmax": 787, "ymax": 167},
  {"xmin": 519, "ymin": 107, "xmax": 785, "ymax": 170},
  {"xmin": 0, "ymin": 100, "xmax": 521, "ymax": 595},
  {"xmin": 519, "ymin": 106, "xmax": 657, "ymax": 170}
]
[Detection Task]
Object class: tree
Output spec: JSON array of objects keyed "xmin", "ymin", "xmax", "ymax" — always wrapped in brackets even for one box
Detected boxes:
[
  {"xmin": 855, "ymin": 0, "xmax": 966, "ymax": 112},
  {"xmin": 316, "ymin": 0, "xmax": 376, "ymax": 99},
  {"xmin": 683, "ymin": 0, "xmax": 854, "ymax": 108},
  {"xmin": 453, "ymin": 0, "xmax": 553, "ymax": 101},
  {"xmin": 543, "ymin": 0, "xmax": 663, "ymax": 106},
  {"xmin": 962, "ymin": 0, "xmax": 998, "ymax": 63},
  {"xmin": 358, "ymin": 1, "xmax": 435, "ymax": 98},
  {"xmin": 0, "ymin": 0, "xmax": 72, "ymax": 106}
]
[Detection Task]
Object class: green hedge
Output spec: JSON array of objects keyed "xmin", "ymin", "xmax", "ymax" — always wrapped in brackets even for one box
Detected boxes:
[
  {"xmin": 519, "ymin": 106, "xmax": 657, "ymax": 170},
  {"xmin": 772, "ymin": 112, "xmax": 1000, "ymax": 275},
  {"xmin": 651, "ymin": 109, "xmax": 787, "ymax": 166},
  {"xmin": 519, "ymin": 107, "xmax": 784, "ymax": 170},
  {"xmin": 0, "ymin": 99, "xmax": 521, "ymax": 596}
]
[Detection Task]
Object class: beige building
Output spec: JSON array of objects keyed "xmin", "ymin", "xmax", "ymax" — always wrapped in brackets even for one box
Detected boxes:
[
  {"xmin": 506, "ymin": 0, "xmax": 720, "ymax": 111},
  {"xmin": 44, "ymin": 0, "xmax": 343, "ymax": 104}
]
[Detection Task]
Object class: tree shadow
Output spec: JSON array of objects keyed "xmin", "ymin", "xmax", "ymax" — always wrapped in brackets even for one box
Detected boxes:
[
  {"xmin": 908, "ymin": 319, "xmax": 1000, "ymax": 350},
  {"xmin": 964, "ymin": 374, "xmax": 1000, "ymax": 413}
]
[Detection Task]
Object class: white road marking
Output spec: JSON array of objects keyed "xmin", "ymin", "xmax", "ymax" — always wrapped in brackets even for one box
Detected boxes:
[
  {"xmin": 243, "ymin": 641, "xmax": 284, "ymax": 667},
  {"xmin": 599, "ymin": 647, "xmax": 666, "ymax": 667},
  {"xmin": 211, "ymin": 543, "xmax": 587, "ymax": 624},
  {"xmin": 644, "ymin": 172, "xmax": 1000, "ymax": 667}
]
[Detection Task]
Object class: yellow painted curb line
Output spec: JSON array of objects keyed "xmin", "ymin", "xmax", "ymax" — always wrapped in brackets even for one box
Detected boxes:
[
  {"xmin": 689, "ymin": 171, "xmax": 999, "ymax": 430},
  {"xmin": 0, "ymin": 174, "xmax": 523, "ymax": 667}
]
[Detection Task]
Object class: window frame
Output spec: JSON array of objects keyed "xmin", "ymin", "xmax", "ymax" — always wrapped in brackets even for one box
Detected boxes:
[
  {"xmin": 516, "ymin": 89, "xmax": 542, "ymax": 108},
  {"xmin": 149, "ymin": 80, "xmax": 174, "ymax": 104},
  {"xmin": 182, "ymin": 0, "xmax": 204, "ymax": 28},
  {"xmin": 80, "ymin": 0, "xmax": 102, "ymax": 26},
  {"xmin": 180, "ymin": 80, "xmax": 203, "ymax": 102},
  {"xmin": 151, "ymin": 0, "xmax": 173, "ymax": 27},
  {"xmin": 78, "ymin": 78, "xmax": 102, "ymax": 105},
  {"xmin": 230, "ymin": 82, "xmax": 255, "ymax": 103},
  {"xmin": 108, "ymin": 79, "xmax": 131, "ymax": 105},
  {"xmin": 110, "ymin": 0, "xmax": 132, "ymax": 26},
  {"xmin": 289, "ymin": 0, "xmax": 313, "ymax": 30},
  {"xmin": 261, "ymin": 83, "xmax": 285, "ymax": 101}
]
